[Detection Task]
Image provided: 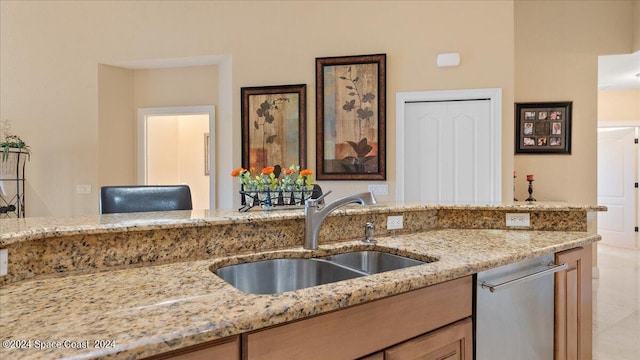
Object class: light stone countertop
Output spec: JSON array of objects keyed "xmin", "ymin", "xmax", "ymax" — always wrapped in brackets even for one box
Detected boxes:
[
  {"xmin": 0, "ymin": 228, "xmax": 600, "ymax": 360},
  {"xmin": 0, "ymin": 202, "xmax": 605, "ymax": 246}
]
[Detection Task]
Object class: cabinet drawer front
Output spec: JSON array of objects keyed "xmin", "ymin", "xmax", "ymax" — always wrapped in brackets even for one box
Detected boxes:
[
  {"xmin": 384, "ymin": 318, "xmax": 472, "ymax": 360},
  {"xmin": 245, "ymin": 276, "xmax": 472, "ymax": 360}
]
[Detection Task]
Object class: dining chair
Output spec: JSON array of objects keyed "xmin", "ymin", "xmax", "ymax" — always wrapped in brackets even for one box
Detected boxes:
[{"xmin": 100, "ymin": 185, "xmax": 193, "ymax": 214}]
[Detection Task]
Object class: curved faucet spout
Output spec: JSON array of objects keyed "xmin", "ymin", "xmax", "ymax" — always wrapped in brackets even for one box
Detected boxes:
[{"xmin": 304, "ymin": 192, "xmax": 376, "ymax": 250}]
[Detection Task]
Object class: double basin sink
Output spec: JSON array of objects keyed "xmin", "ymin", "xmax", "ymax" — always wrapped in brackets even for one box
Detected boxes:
[{"xmin": 214, "ymin": 251, "xmax": 432, "ymax": 294}]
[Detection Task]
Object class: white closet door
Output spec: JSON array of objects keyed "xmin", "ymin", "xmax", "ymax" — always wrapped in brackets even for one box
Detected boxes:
[
  {"xmin": 404, "ymin": 100, "xmax": 495, "ymax": 203},
  {"xmin": 597, "ymin": 127, "xmax": 638, "ymax": 249}
]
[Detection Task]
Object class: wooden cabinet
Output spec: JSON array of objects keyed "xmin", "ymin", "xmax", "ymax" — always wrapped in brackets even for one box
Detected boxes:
[
  {"xmin": 144, "ymin": 336, "xmax": 239, "ymax": 360},
  {"xmin": 359, "ymin": 353, "xmax": 385, "ymax": 360},
  {"xmin": 244, "ymin": 276, "xmax": 472, "ymax": 360},
  {"xmin": 554, "ymin": 243, "xmax": 592, "ymax": 360},
  {"xmin": 383, "ymin": 318, "xmax": 472, "ymax": 360}
]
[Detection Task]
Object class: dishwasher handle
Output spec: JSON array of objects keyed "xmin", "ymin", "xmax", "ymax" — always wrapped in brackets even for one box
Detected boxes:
[{"xmin": 481, "ymin": 262, "xmax": 568, "ymax": 293}]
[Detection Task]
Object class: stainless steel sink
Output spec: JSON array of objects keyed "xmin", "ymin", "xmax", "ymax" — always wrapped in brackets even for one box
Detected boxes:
[
  {"xmin": 324, "ymin": 251, "xmax": 426, "ymax": 274},
  {"xmin": 214, "ymin": 258, "xmax": 367, "ymax": 294}
]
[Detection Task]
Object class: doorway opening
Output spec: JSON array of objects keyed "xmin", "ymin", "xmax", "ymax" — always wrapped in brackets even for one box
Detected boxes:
[{"xmin": 138, "ymin": 106, "xmax": 215, "ymax": 210}]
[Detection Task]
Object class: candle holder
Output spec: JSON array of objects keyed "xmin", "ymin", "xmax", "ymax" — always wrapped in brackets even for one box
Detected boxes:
[
  {"xmin": 513, "ymin": 174, "xmax": 518, "ymax": 201},
  {"xmin": 525, "ymin": 180, "xmax": 536, "ymax": 201}
]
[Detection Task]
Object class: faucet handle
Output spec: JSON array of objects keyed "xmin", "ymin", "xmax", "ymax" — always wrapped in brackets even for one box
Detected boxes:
[
  {"xmin": 305, "ymin": 190, "xmax": 332, "ymax": 207},
  {"xmin": 363, "ymin": 222, "xmax": 376, "ymax": 243}
]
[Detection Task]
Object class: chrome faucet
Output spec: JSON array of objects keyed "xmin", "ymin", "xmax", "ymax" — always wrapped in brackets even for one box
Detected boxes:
[{"xmin": 304, "ymin": 191, "xmax": 377, "ymax": 250}]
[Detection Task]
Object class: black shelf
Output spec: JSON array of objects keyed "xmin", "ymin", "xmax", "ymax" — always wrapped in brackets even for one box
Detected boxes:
[{"xmin": 0, "ymin": 149, "xmax": 27, "ymax": 218}]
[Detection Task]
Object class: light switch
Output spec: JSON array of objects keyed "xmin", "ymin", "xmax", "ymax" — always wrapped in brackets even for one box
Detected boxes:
[
  {"xmin": 76, "ymin": 184, "xmax": 92, "ymax": 194},
  {"xmin": 368, "ymin": 184, "xmax": 388, "ymax": 195}
]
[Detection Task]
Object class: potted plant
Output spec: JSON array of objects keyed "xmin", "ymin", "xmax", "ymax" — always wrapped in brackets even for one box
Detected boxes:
[
  {"xmin": 0, "ymin": 120, "xmax": 30, "ymax": 162},
  {"xmin": 231, "ymin": 164, "xmax": 315, "ymax": 211}
]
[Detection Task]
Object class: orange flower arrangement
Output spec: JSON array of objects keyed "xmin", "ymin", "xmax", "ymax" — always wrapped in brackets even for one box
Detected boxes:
[
  {"xmin": 230, "ymin": 167, "xmax": 245, "ymax": 177},
  {"xmin": 231, "ymin": 164, "xmax": 314, "ymax": 191}
]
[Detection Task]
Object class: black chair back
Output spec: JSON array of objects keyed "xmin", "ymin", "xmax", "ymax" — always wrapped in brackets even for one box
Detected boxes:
[{"xmin": 100, "ymin": 185, "xmax": 193, "ymax": 214}]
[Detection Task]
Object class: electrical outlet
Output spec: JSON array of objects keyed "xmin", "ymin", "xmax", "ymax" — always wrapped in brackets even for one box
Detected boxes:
[
  {"xmin": 0, "ymin": 249, "xmax": 7, "ymax": 276},
  {"xmin": 506, "ymin": 213, "xmax": 531, "ymax": 227},
  {"xmin": 368, "ymin": 184, "xmax": 388, "ymax": 195},
  {"xmin": 387, "ymin": 215, "xmax": 404, "ymax": 230}
]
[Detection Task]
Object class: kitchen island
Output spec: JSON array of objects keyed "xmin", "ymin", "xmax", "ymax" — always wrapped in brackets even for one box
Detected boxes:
[{"xmin": 0, "ymin": 202, "xmax": 604, "ymax": 359}]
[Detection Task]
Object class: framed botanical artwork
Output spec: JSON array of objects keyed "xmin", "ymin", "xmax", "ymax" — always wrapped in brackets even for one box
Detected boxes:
[
  {"xmin": 515, "ymin": 101, "xmax": 572, "ymax": 154},
  {"xmin": 241, "ymin": 84, "xmax": 307, "ymax": 170},
  {"xmin": 316, "ymin": 54, "xmax": 386, "ymax": 180}
]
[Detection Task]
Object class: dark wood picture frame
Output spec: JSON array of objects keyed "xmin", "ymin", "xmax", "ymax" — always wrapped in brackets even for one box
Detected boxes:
[
  {"xmin": 241, "ymin": 84, "xmax": 307, "ymax": 170},
  {"xmin": 515, "ymin": 101, "xmax": 572, "ymax": 154},
  {"xmin": 316, "ymin": 54, "xmax": 386, "ymax": 180}
]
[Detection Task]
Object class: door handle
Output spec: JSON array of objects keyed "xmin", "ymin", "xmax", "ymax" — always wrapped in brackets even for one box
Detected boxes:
[{"xmin": 481, "ymin": 262, "xmax": 568, "ymax": 293}]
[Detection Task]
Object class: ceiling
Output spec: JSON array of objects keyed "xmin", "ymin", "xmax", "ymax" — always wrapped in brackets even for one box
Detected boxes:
[{"xmin": 598, "ymin": 50, "xmax": 640, "ymax": 90}]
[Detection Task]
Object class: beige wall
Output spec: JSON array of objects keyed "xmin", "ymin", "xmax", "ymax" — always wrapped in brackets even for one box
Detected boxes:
[
  {"xmin": 514, "ymin": 1, "xmax": 633, "ymax": 204},
  {"xmin": 1, "ymin": 0, "xmax": 516, "ymax": 216},
  {"xmin": 634, "ymin": 0, "xmax": 640, "ymax": 52},
  {"xmin": 598, "ymin": 89, "xmax": 640, "ymax": 122},
  {"xmin": 1, "ymin": 1, "xmax": 634, "ymax": 216},
  {"xmin": 98, "ymin": 65, "xmax": 136, "ymax": 191},
  {"xmin": 134, "ymin": 66, "xmax": 218, "ymax": 109}
]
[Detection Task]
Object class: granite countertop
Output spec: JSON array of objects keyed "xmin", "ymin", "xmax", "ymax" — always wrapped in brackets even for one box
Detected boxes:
[
  {"xmin": 0, "ymin": 228, "xmax": 600, "ymax": 360},
  {"xmin": 0, "ymin": 202, "xmax": 605, "ymax": 246}
]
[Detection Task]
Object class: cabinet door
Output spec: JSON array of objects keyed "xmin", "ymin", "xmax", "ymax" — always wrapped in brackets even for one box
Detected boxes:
[
  {"xmin": 555, "ymin": 244, "xmax": 592, "ymax": 360},
  {"xmin": 384, "ymin": 318, "xmax": 472, "ymax": 360}
]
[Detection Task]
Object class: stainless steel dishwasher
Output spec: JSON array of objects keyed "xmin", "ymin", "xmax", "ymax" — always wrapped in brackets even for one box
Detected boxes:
[{"xmin": 475, "ymin": 254, "xmax": 568, "ymax": 360}]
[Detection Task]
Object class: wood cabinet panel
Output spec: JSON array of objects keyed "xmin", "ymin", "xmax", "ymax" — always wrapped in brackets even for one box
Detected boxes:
[
  {"xmin": 384, "ymin": 318, "xmax": 472, "ymax": 360},
  {"xmin": 244, "ymin": 276, "xmax": 472, "ymax": 360},
  {"xmin": 359, "ymin": 352, "xmax": 385, "ymax": 360},
  {"xmin": 554, "ymin": 244, "xmax": 592, "ymax": 360},
  {"xmin": 146, "ymin": 336, "xmax": 239, "ymax": 360}
]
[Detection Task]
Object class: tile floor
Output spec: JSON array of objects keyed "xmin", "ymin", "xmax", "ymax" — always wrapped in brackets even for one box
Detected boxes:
[{"xmin": 592, "ymin": 244, "xmax": 640, "ymax": 359}]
